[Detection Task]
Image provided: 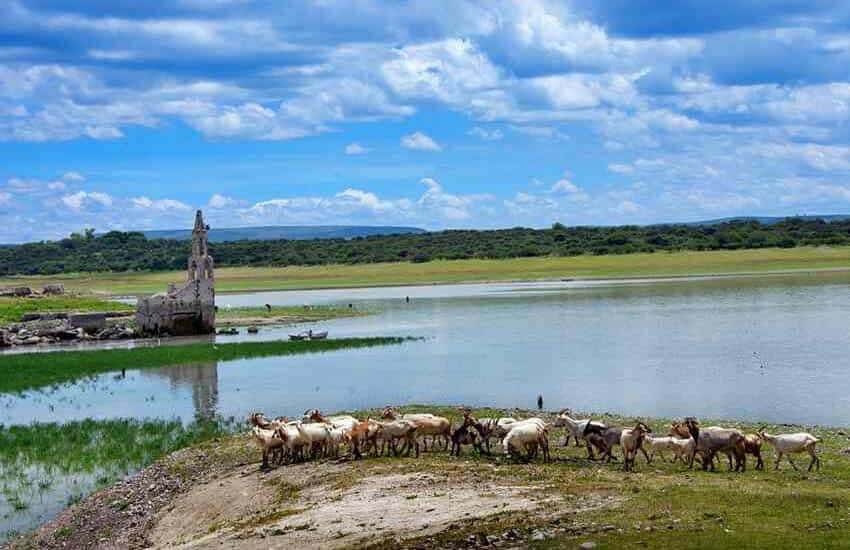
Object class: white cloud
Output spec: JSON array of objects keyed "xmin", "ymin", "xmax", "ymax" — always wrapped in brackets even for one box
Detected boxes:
[
  {"xmin": 131, "ymin": 196, "xmax": 191, "ymax": 211},
  {"xmin": 614, "ymin": 200, "xmax": 640, "ymax": 214},
  {"xmin": 401, "ymin": 131, "xmax": 442, "ymax": 151},
  {"xmin": 551, "ymin": 178, "xmax": 580, "ymax": 194},
  {"xmin": 344, "ymin": 142, "xmax": 369, "ymax": 155},
  {"xmin": 608, "ymin": 163, "xmax": 634, "ymax": 174},
  {"xmin": 62, "ymin": 171, "xmax": 85, "ymax": 182},
  {"xmin": 468, "ymin": 126, "xmax": 503, "ymax": 141},
  {"xmin": 62, "ymin": 190, "xmax": 113, "ymax": 210},
  {"xmin": 208, "ymin": 193, "xmax": 237, "ymax": 209},
  {"xmin": 0, "ymin": 191, "xmax": 11, "ymax": 206}
]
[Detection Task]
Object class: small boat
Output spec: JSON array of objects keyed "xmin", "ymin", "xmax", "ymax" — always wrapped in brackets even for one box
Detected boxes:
[{"xmin": 289, "ymin": 330, "xmax": 328, "ymax": 341}]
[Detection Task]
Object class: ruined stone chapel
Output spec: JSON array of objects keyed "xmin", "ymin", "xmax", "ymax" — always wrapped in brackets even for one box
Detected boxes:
[{"xmin": 136, "ymin": 210, "xmax": 216, "ymax": 335}]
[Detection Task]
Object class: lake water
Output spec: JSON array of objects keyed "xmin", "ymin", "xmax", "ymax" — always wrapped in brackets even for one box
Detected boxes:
[{"xmin": 4, "ymin": 271, "xmax": 850, "ymax": 427}]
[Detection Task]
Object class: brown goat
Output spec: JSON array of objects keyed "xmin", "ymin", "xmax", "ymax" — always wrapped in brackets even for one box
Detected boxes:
[{"xmin": 744, "ymin": 433, "xmax": 765, "ymax": 470}]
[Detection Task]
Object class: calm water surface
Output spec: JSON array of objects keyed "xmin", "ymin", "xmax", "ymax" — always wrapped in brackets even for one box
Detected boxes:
[{"xmin": 4, "ymin": 271, "xmax": 850, "ymax": 427}]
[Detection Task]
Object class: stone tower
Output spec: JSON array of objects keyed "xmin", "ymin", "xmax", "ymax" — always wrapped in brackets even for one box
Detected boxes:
[{"xmin": 136, "ymin": 210, "xmax": 216, "ymax": 335}]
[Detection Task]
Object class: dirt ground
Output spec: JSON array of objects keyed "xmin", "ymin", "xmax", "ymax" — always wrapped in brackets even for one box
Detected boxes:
[{"xmin": 9, "ymin": 430, "xmax": 621, "ymax": 550}]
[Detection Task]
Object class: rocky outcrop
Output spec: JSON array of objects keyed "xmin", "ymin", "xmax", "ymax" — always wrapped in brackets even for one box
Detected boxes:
[{"xmin": 1, "ymin": 317, "xmax": 136, "ymax": 347}]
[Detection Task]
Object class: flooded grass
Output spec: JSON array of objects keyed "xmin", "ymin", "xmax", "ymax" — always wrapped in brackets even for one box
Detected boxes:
[
  {"xmin": 0, "ymin": 337, "xmax": 409, "ymax": 394},
  {"xmin": 0, "ymin": 417, "xmax": 236, "ymax": 542}
]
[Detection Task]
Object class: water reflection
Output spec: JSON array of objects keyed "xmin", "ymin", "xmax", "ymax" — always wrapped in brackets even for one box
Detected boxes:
[
  {"xmin": 4, "ymin": 273, "xmax": 850, "ymax": 427},
  {"xmin": 142, "ymin": 362, "xmax": 219, "ymax": 420}
]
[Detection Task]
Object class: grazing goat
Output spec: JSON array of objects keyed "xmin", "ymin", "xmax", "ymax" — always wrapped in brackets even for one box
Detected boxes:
[
  {"xmin": 468, "ymin": 416, "xmax": 517, "ymax": 454},
  {"xmin": 621, "ymin": 423, "xmax": 651, "ymax": 471},
  {"xmin": 758, "ymin": 428, "xmax": 820, "ymax": 472},
  {"xmin": 642, "ymin": 435, "xmax": 679, "ymax": 463},
  {"xmin": 684, "ymin": 418, "xmax": 746, "ymax": 472},
  {"xmin": 381, "ymin": 407, "xmax": 451, "ymax": 451},
  {"xmin": 583, "ymin": 421, "xmax": 620, "ymax": 461},
  {"xmin": 503, "ymin": 423, "xmax": 550, "ymax": 462}
]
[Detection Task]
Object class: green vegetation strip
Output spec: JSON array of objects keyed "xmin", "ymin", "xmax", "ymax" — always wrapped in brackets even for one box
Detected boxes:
[
  {"xmin": 4, "ymin": 217, "xmax": 850, "ymax": 277},
  {"xmin": 3, "ymin": 247, "xmax": 850, "ymax": 295},
  {"xmin": 0, "ymin": 337, "xmax": 407, "ymax": 395},
  {"xmin": 0, "ymin": 296, "xmax": 132, "ymax": 325}
]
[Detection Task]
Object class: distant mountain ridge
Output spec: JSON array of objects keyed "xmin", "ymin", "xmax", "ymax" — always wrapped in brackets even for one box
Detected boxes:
[
  {"xmin": 142, "ymin": 225, "xmax": 426, "ymax": 243},
  {"xmin": 686, "ymin": 214, "xmax": 850, "ymax": 226}
]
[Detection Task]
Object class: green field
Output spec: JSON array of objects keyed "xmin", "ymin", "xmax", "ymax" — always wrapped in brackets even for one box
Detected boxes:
[
  {"xmin": 0, "ymin": 296, "xmax": 133, "ymax": 325},
  {"xmin": 0, "ymin": 337, "xmax": 407, "ymax": 394},
  {"xmin": 1, "ymin": 246, "xmax": 849, "ymax": 296}
]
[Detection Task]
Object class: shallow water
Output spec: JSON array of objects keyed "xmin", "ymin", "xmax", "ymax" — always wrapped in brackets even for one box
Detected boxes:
[{"xmin": 4, "ymin": 271, "xmax": 850, "ymax": 427}]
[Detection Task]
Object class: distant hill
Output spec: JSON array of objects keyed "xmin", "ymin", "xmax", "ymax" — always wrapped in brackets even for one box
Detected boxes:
[
  {"xmin": 142, "ymin": 225, "xmax": 427, "ymax": 243},
  {"xmin": 687, "ymin": 215, "xmax": 850, "ymax": 226}
]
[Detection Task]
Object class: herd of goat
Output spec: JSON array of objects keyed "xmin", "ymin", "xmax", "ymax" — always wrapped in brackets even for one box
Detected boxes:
[{"xmin": 248, "ymin": 407, "xmax": 822, "ymax": 473}]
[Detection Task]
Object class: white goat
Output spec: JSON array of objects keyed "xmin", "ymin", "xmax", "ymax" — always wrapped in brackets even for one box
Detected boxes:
[
  {"xmin": 303, "ymin": 409, "xmax": 359, "ymax": 433},
  {"xmin": 381, "ymin": 407, "xmax": 451, "ymax": 451},
  {"xmin": 374, "ymin": 419, "xmax": 420, "ymax": 457},
  {"xmin": 643, "ymin": 435, "xmax": 680, "ymax": 463},
  {"xmin": 620, "ymin": 423, "xmax": 651, "ymax": 471},
  {"xmin": 250, "ymin": 426, "xmax": 284, "ymax": 469},
  {"xmin": 758, "ymin": 429, "xmax": 821, "ymax": 471},
  {"xmin": 553, "ymin": 409, "xmax": 592, "ymax": 447},
  {"xmin": 325, "ymin": 426, "xmax": 348, "ymax": 458},
  {"xmin": 503, "ymin": 423, "xmax": 550, "ymax": 462},
  {"xmin": 469, "ymin": 417, "xmax": 517, "ymax": 453}
]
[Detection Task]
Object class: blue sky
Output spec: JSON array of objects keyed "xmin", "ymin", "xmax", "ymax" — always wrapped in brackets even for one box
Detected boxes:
[{"xmin": 4, "ymin": 1, "xmax": 850, "ymax": 242}]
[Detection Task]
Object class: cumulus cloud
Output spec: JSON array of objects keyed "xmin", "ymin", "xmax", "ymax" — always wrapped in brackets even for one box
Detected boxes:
[
  {"xmin": 344, "ymin": 142, "xmax": 369, "ymax": 155},
  {"xmin": 401, "ymin": 131, "xmax": 442, "ymax": 151},
  {"xmin": 6, "ymin": 1, "xmax": 850, "ymax": 229},
  {"xmin": 608, "ymin": 163, "xmax": 634, "ymax": 174},
  {"xmin": 61, "ymin": 191, "xmax": 113, "ymax": 210},
  {"xmin": 208, "ymin": 193, "xmax": 238, "ymax": 209},
  {"xmin": 62, "ymin": 171, "xmax": 85, "ymax": 182},
  {"xmin": 131, "ymin": 196, "xmax": 191, "ymax": 211},
  {"xmin": 551, "ymin": 178, "xmax": 580, "ymax": 194},
  {"xmin": 468, "ymin": 126, "xmax": 503, "ymax": 141}
]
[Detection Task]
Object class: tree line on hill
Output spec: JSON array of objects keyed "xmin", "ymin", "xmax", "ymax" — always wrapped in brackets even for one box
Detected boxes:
[{"xmin": 1, "ymin": 217, "xmax": 849, "ymax": 276}]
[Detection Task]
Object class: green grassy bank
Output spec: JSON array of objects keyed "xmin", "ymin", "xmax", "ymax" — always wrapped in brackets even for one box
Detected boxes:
[
  {"xmin": 19, "ymin": 404, "xmax": 850, "ymax": 550},
  {"xmin": 0, "ymin": 296, "xmax": 132, "ymax": 325},
  {"xmin": 1, "ymin": 246, "xmax": 849, "ymax": 295},
  {"xmin": 0, "ymin": 337, "xmax": 408, "ymax": 394}
]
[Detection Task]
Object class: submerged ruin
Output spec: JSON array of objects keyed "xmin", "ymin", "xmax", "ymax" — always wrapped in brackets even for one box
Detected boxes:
[{"xmin": 136, "ymin": 210, "xmax": 216, "ymax": 335}]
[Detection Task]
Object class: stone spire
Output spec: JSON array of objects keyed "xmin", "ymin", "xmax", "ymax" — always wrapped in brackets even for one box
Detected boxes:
[{"xmin": 189, "ymin": 210, "xmax": 213, "ymax": 282}]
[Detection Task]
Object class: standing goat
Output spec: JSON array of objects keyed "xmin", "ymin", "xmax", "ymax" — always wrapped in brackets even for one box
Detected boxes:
[
  {"xmin": 684, "ymin": 418, "xmax": 747, "ymax": 472},
  {"xmin": 621, "ymin": 423, "xmax": 651, "ymax": 471},
  {"xmin": 553, "ymin": 409, "xmax": 594, "ymax": 447},
  {"xmin": 758, "ymin": 428, "xmax": 820, "ymax": 472},
  {"xmin": 381, "ymin": 407, "xmax": 451, "ymax": 451}
]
